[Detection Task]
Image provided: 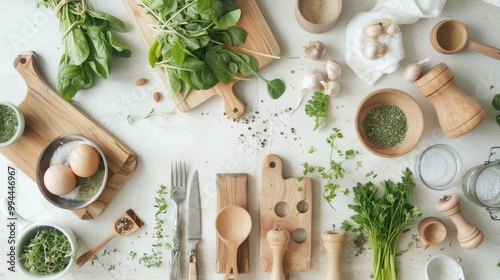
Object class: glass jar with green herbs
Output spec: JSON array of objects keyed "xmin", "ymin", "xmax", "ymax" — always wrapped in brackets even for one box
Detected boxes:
[{"xmin": 0, "ymin": 102, "xmax": 25, "ymax": 147}]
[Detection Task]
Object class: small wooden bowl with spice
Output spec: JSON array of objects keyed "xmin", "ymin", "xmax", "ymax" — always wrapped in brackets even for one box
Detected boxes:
[
  {"xmin": 36, "ymin": 134, "xmax": 108, "ymax": 210},
  {"xmin": 355, "ymin": 88, "xmax": 424, "ymax": 158},
  {"xmin": 0, "ymin": 101, "xmax": 25, "ymax": 148}
]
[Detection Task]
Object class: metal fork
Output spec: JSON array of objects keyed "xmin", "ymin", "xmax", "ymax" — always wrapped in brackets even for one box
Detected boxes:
[{"xmin": 170, "ymin": 162, "xmax": 186, "ymax": 280}]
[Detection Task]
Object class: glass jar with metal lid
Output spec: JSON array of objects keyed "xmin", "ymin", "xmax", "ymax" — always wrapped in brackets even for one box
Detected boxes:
[{"xmin": 462, "ymin": 147, "xmax": 500, "ymax": 220}]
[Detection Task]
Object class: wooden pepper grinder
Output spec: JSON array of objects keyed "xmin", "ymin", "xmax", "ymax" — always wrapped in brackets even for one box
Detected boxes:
[
  {"xmin": 436, "ymin": 194, "xmax": 484, "ymax": 249},
  {"xmin": 266, "ymin": 223, "xmax": 289, "ymax": 280},
  {"xmin": 321, "ymin": 224, "xmax": 346, "ymax": 280},
  {"xmin": 415, "ymin": 63, "xmax": 484, "ymax": 138}
]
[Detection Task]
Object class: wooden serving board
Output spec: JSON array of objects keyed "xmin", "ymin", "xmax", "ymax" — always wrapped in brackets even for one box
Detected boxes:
[
  {"xmin": 260, "ymin": 154, "xmax": 312, "ymax": 272},
  {"xmin": 122, "ymin": 0, "xmax": 281, "ymax": 119},
  {"xmin": 216, "ymin": 173, "xmax": 249, "ymax": 273},
  {"xmin": 0, "ymin": 53, "xmax": 137, "ymax": 220}
]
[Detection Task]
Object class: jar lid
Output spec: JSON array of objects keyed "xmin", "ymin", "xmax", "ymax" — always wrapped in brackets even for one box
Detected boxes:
[{"xmin": 416, "ymin": 144, "xmax": 462, "ymax": 190}]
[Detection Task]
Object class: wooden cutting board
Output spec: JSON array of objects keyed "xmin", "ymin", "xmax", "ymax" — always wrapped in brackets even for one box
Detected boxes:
[
  {"xmin": 122, "ymin": 0, "xmax": 281, "ymax": 119},
  {"xmin": 260, "ymin": 154, "xmax": 312, "ymax": 272},
  {"xmin": 0, "ymin": 53, "xmax": 137, "ymax": 220}
]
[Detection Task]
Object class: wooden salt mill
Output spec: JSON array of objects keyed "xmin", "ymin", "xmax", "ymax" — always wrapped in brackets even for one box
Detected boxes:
[
  {"xmin": 266, "ymin": 223, "xmax": 289, "ymax": 280},
  {"xmin": 436, "ymin": 194, "xmax": 483, "ymax": 249},
  {"xmin": 415, "ymin": 63, "xmax": 484, "ymax": 138},
  {"xmin": 321, "ymin": 224, "xmax": 346, "ymax": 280}
]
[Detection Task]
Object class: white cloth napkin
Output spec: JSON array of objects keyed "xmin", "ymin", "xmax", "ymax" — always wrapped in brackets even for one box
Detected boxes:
[
  {"xmin": 345, "ymin": 0, "xmax": 447, "ymax": 85},
  {"xmin": 482, "ymin": 0, "xmax": 500, "ymax": 7}
]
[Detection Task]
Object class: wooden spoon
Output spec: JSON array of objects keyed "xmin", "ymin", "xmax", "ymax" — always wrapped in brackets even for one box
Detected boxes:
[
  {"xmin": 76, "ymin": 209, "xmax": 144, "ymax": 267},
  {"xmin": 215, "ymin": 205, "xmax": 252, "ymax": 280}
]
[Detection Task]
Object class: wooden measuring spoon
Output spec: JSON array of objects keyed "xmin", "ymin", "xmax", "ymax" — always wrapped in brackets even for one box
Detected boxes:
[
  {"xmin": 215, "ymin": 205, "xmax": 252, "ymax": 280},
  {"xmin": 76, "ymin": 209, "xmax": 144, "ymax": 267},
  {"xmin": 431, "ymin": 19, "xmax": 500, "ymax": 60}
]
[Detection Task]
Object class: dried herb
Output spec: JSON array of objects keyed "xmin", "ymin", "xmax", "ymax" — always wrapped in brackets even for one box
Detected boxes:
[
  {"xmin": 0, "ymin": 104, "xmax": 18, "ymax": 143},
  {"xmin": 76, "ymin": 165, "xmax": 105, "ymax": 200},
  {"xmin": 362, "ymin": 104, "xmax": 407, "ymax": 147}
]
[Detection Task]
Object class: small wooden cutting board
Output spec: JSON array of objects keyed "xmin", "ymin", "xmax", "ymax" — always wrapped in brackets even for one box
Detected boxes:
[
  {"xmin": 0, "ymin": 53, "xmax": 137, "ymax": 220},
  {"xmin": 122, "ymin": 0, "xmax": 281, "ymax": 119}
]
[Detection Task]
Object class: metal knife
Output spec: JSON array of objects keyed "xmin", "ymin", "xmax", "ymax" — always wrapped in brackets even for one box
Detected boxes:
[{"xmin": 187, "ymin": 170, "xmax": 201, "ymax": 280}]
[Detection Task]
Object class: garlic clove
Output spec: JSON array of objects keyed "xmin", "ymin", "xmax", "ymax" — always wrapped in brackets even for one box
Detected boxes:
[
  {"xmin": 365, "ymin": 23, "xmax": 382, "ymax": 39},
  {"xmin": 302, "ymin": 69, "xmax": 325, "ymax": 92},
  {"xmin": 386, "ymin": 23, "xmax": 400, "ymax": 36},
  {"xmin": 403, "ymin": 63, "xmax": 423, "ymax": 82},
  {"xmin": 363, "ymin": 41, "xmax": 382, "ymax": 60},
  {"xmin": 305, "ymin": 41, "xmax": 327, "ymax": 61},
  {"xmin": 320, "ymin": 80, "xmax": 341, "ymax": 97},
  {"xmin": 326, "ymin": 58, "xmax": 342, "ymax": 80}
]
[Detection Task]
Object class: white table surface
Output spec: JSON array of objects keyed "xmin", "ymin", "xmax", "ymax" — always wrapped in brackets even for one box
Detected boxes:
[{"xmin": 1, "ymin": 0, "xmax": 500, "ymax": 279}]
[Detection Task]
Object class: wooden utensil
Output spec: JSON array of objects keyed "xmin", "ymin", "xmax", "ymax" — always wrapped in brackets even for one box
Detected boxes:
[
  {"xmin": 122, "ymin": 0, "xmax": 280, "ymax": 119},
  {"xmin": 418, "ymin": 217, "xmax": 447, "ymax": 250},
  {"xmin": 215, "ymin": 205, "xmax": 252, "ymax": 280},
  {"xmin": 216, "ymin": 174, "xmax": 249, "ymax": 273},
  {"xmin": 430, "ymin": 19, "xmax": 500, "ymax": 60},
  {"xmin": 266, "ymin": 223, "xmax": 289, "ymax": 280},
  {"xmin": 436, "ymin": 194, "xmax": 483, "ymax": 249},
  {"xmin": 415, "ymin": 63, "xmax": 484, "ymax": 138},
  {"xmin": 321, "ymin": 225, "xmax": 346, "ymax": 280},
  {"xmin": 295, "ymin": 0, "xmax": 342, "ymax": 33},
  {"xmin": 260, "ymin": 154, "xmax": 312, "ymax": 273},
  {"xmin": 76, "ymin": 209, "xmax": 144, "ymax": 267},
  {"xmin": 0, "ymin": 53, "xmax": 137, "ymax": 220}
]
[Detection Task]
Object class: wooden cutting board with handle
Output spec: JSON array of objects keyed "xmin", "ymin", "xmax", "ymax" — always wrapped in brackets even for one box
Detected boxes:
[
  {"xmin": 0, "ymin": 53, "xmax": 137, "ymax": 220},
  {"xmin": 122, "ymin": 0, "xmax": 281, "ymax": 119}
]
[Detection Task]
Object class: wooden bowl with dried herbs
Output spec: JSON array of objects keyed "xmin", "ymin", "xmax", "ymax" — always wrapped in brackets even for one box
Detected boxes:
[
  {"xmin": 355, "ymin": 88, "xmax": 424, "ymax": 157},
  {"xmin": 36, "ymin": 134, "xmax": 108, "ymax": 210},
  {"xmin": 0, "ymin": 101, "xmax": 25, "ymax": 148}
]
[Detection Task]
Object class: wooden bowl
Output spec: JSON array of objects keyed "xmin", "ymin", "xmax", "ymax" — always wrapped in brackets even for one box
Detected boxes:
[
  {"xmin": 355, "ymin": 88, "xmax": 424, "ymax": 158},
  {"xmin": 295, "ymin": 0, "xmax": 342, "ymax": 33}
]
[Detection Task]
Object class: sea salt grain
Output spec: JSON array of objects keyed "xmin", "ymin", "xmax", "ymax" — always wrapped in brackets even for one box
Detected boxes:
[{"xmin": 476, "ymin": 167, "xmax": 500, "ymax": 202}]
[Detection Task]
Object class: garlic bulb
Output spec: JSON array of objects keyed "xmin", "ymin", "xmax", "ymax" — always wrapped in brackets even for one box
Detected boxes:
[
  {"xmin": 403, "ymin": 56, "xmax": 432, "ymax": 82},
  {"xmin": 363, "ymin": 41, "xmax": 382, "ymax": 60},
  {"xmin": 305, "ymin": 41, "xmax": 327, "ymax": 61},
  {"xmin": 302, "ymin": 69, "xmax": 325, "ymax": 92},
  {"xmin": 365, "ymin": 23, "xmax": 382, "ymax": 39},
  {"xmin": 326, "ymin": 58, "xmax": 342, "ymax": 80},
  {"xmin": 320, "ymin": 80, "xmax": 341, "ymax": 97}
]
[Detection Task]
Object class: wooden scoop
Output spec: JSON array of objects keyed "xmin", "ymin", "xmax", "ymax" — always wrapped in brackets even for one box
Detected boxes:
[
  {"xmin": 431, "ymin": 19, "xmax": 500, "ymax": 60},
  {"xmin": 215, "ymin": 205, "xmax": 252, "ymax": 280},
  {"xmin": 76, "ymin": 209, "xmax": 144, "ymax": 267}
]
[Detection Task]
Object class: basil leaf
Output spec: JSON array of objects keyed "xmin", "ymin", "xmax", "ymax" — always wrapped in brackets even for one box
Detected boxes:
[
  {"xmin": 205, "ymin": 47, "xmax": 241, "ymax": 84},
  {"xmin": 215, "ymin": 9, "xmax": 241, "ymax": 30},
  {"xmin": 148, "ymin": 39, "xmax": 162, "ymax": 67},
  {"xmin": 86, "ymin": 26, "xmax": 112, "ymax": 79},
  {"xmin": 107, "ymin": 31, "xmax": 132, "ymax": 57},
  {"xmin": 172, "ymin": 40, "xmax": 186, "ymax": 65},
  {"xmin": 86, "ymin": 9, "xmax": 126, "ymax": 32},
  {"xmin": 267, "ymin": 79, "xmax": 286, "ymax": 100},
  {"xmin": 65, "ymin": 28, "xmax": 89, "ymax": 65},
  {"xmin": 222, "ymin": 26, "xmax": 248, "ymax": 46}
]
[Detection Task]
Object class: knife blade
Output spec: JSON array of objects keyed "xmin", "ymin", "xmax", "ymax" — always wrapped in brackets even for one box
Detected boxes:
[{"xmin": 187, "ymin": 170, "xmax": 201, "ymax": 280}]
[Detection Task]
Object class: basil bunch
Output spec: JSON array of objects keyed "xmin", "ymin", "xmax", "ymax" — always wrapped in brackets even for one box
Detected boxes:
[
  {"xmin": 141, "ymin": 0, "xmax": 285, "ymax": 100},
  {"xmin": 38, "ymin": 0, "xmax": 131, "ymax": 100}
]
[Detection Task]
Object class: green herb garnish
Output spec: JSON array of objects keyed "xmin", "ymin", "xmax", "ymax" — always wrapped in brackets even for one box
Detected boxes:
[
  {"xmin": 492, "ymin": 93, "xmax": 500, "ymax": 110},
  {"xmin": 37, "ymin": 0, "xmax": 131, "ymax": 100},
  {"xmin": 347, "ymin": 168, "xmax": 422, "ymax": 280},
  {"xmin": 0, "ymin": 104, "xmax": 18, "ymax": 143},
  {"xmin": 305, "ymin": 92, "xmax": 329, "ymax": 131},
  {"xmin": 138, "ymin": 0, "xmax": 285, "ymax": 100},
  {"xmin": 299, "ymin": 127, "xmax": 361, "ymax": 209},
  {"xmin": 362, "ymin": 104, "xmax": 407, "ymax": 147},
  {"xmin": 20, "ymin": 227, "xmax": 73, "ymax": 275}
]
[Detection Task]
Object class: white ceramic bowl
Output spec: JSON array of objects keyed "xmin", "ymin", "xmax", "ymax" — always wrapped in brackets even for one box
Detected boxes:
[
  {"xmin": 16, "ymin": 222, "xmax": 77, "ymax": 279},
  {"xmin": 425, "ymin": 255, "xmax": 464, "ymax": 280},
  {"xmin": 0, "ymin": 101, "xmax": 25, "ymax": 147}
]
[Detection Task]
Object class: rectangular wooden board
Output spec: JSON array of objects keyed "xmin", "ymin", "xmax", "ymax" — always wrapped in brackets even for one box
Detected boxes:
[
  {"xmin": 0, "ymin": 53, "xmax": 137, "ymax": 220},
  {"xmin": 216, "ymin": 173, "xmax": 249, "ymax": 273}
]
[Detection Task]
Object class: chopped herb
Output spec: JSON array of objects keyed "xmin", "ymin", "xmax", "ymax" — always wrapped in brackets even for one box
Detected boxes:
[
  {"xmin": 0, "ymin": 104, "xmax": 18, "ymax": 143},
  {"xmin": 362, "ymin": 104, "xmax": 407, "ymax": 147},
  {"xmin": 76, "ymin": 164, "xmax": 105, "ymax": 200}
]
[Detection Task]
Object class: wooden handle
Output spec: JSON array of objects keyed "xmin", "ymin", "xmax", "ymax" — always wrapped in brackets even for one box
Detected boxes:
[
  {"xmin": 76, "ymin": 233, "xmax": 118, "ymax": 267},
  {"xmin": 266, "ymin": 228, "xmax": 288, "ymax": 280},
  {"xmin": 436, "ymin": 194, "xmax": 484, "ymax": 249},
  {"xmin": 225, "ymin": 242, "xmax": 239, "ymax": 280},
  {"xmin": 214, "ymin": 82, "xmax": 245, "ymax": 119},
  {"xmin": 467, "ymin": 40, "xmax": 500, "ymax": 60},
  {"xmin": 188, "ymin": 255, "xmax": 197, "ymax": 280},
  {"xmin": 322, "ymin": 231, "xmax": 346, "ymax": 280}
]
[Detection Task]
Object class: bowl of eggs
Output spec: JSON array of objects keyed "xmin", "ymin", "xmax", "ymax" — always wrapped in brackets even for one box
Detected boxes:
[{"xmin": 36, "ymin": 134, "xmax": 108, "ymax": 210}]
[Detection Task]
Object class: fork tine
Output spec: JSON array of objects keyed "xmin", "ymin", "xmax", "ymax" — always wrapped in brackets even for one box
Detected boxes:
[
  {"xmin": 171, "ymin": 162, "xmax": 174, "ymax": 187},
  {"xmin": 183, "ymin": 162, "xmax": 187, "ymax": 188}
]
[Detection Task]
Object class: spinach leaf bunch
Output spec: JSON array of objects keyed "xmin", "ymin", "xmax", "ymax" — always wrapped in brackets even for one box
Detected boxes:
[
  {"xmin": 140, "ymin": 0, "xmax": 285, "ymax": 100},
  {"xmin": 20, "ymin": 227, "xmax": 74, "ymax": 275},
  {"xmin": 348, "ymin": 168, "xmax": 422, "ymax": 280},
  {"xmin": 38, "ymin": 0, "xmax": 132, "ymax": 100}
]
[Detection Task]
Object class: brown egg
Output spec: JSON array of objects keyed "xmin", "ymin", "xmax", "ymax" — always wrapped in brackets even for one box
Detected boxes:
[
  {"xmin": 69, "ymin": 144, "xmax": 100, "ymax": 177},
  {"xmin": 44, "ymin": 164, "xmax": 77, "ymax": 196}
]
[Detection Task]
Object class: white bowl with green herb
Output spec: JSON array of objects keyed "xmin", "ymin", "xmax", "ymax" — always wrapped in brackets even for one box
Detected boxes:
[
  {"xmin": 0, "ymin": 101, "xmax": 25, "ymax": 147},
  {"xmin": 17, "ymin": 222, "xmax": 77, "ymax": 279}
]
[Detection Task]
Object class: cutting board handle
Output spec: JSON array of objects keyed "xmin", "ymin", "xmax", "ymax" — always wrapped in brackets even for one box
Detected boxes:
[
  {"xmin": 14, "ymin": 52, "xmax": 51, "ymax": 91},
  {"xmin": 214, "ymin": 81, "xmax": 245, "ymax": 119}
]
